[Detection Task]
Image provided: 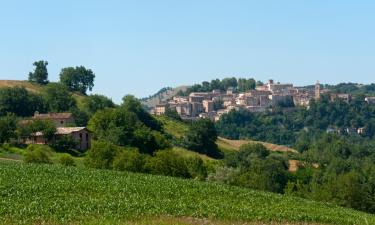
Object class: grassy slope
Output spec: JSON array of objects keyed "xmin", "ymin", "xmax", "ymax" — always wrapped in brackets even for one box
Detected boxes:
[
  {"xmin": 0, "ymin": 80, "xmax": 86, "ymax": 106},
  {"xmin": 0, "ymin": 161, "xmax": 374, "ymax": 225}
]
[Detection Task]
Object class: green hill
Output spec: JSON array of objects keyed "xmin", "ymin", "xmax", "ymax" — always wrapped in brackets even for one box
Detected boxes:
[
  {"xmin": 0, "ymin": 161, "xmax": 374, "ymax": 225},
  {"xmin": 0, "ymin": 80, "xmax": 87, "ymax": 105}
]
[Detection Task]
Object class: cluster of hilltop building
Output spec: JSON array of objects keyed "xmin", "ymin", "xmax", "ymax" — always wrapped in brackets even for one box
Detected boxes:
[{"xmin": 152, "ymin": 79, "xmax": 374, "ymax": 121}]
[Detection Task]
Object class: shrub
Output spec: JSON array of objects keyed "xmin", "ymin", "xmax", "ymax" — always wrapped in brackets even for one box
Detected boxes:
[
  {"xmin": 185, "ymin": 156, "xmax": 207, "ymax": 180},
  {"xmin": 85, "ymin": 141, "xmax": 117, "ymax": 169},
  {"xmin": 50, "ymin": 136, "xmax": 78, "ymax": 153},
  {"xmin": 113, "ymin": 148, "xmax": 146, "ymax": 172},
  {"xmin": 59, "ymin": 154, "xmax": 76, "ymax": 166},
  {"xmin": 24, "ymin": 145, "xmax": 52, "ymax": 164},
  {"xmin": 145, "ymin": 150, "xmax": 191, "ymax": 178}
]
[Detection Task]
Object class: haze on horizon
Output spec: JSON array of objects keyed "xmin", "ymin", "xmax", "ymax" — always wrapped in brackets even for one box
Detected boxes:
[{"xmin": 0, "ymin": 0, "xmax": 374, "ymax": 103}]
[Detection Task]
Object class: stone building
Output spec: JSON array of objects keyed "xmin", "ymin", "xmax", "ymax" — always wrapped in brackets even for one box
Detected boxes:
[
  {"xmin": 33, "ymin": 112, "xmax": 74, "ymax": 127},
  {"xmin": 31, "ymin": 127, "xmax": 91, "ymax": 151}
]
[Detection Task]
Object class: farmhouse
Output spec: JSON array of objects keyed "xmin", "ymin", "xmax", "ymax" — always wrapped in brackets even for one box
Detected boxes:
[
  {"xmin": 33, "ymin": 112, "xmax": 74, "ymax": 127},
  {"xmin": 31, "ymin": 127, "xmax": 91, "ymax": 151}
]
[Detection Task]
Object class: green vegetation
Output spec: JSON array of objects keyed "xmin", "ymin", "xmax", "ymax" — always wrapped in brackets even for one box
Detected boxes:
[
  {"xmin": 28, "ymin": 60, "xmax": 49, "ymax": 85},
  {"xmin": 59, "ymin": 66, "xmax": 95, "ymax": 95},
  {"xmin": 1, "ymin": 161, "xmax": 374, "ymax": 225},
  {"xmin": 178, "ymin": 77, "xmax": 257, "ymax": 96}
]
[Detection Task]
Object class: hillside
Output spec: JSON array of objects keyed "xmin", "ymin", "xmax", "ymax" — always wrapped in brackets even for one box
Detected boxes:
[
  {"xmin": 0, "ymin": 80, "xmax": 87, "ymax": 105},
  {"xmin": 1, "ymin": 161, "xmax": 374, "ymax": 225},
  {"xmin": 141, "ymin": 85, "xmax": 188, "ymax": 108},
  {"xmin": 0, "ymin": 80, "xmax": 43, "ymax": 93}
]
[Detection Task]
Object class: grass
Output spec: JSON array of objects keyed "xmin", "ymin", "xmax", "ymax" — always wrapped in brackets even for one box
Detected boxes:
[
  {"xmin": 0, "ymin": 80, "xmax": 86, "ymax": 105},
  {"xmin": 1, "ymin": 161, "xmax": 374, "ymax": 225}
]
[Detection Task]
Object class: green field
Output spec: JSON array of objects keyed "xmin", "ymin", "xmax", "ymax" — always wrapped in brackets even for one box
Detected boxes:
[{"xmin": 1, "ymin": 161, "xmax": 374, "ymax": 225}]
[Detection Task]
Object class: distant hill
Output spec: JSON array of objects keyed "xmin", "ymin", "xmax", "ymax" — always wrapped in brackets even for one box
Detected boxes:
[
  {"xmin": 1, "ymin": 161, "xmax": 374, "ymax": 225},
  {"xmin": 141, "ymin": 85, "xmax": 188, "ymax": 109}
]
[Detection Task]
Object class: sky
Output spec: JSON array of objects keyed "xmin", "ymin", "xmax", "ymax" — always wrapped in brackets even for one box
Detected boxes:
[{"xmin": 0, "ymin": 1, "xmax": 374, "ymax": 103}]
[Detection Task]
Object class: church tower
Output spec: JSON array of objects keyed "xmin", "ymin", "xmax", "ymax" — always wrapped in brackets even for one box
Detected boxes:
[{"xmin": 315, "ymin": 81, "xmax": 321, "ymax": 100}]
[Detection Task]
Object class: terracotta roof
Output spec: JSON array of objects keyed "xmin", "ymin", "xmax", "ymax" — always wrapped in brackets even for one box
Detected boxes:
[{"xmin": 33, "ymin": 112, "xmax": 73, "ymax": 119}]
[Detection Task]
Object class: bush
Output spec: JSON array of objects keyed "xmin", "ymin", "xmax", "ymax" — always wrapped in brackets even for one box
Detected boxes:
[
  {"xmin": 185, "ymin": 156, "xmax": 207, "ymax": 180},
  {"xmin": 50, "ymin": 136, "xmax": 78, "ymax": 153},
  {"xmin": 145, "ymin": 150, "xmax": 191, "ymax": 178},
  {"xmin": 85, "ymin": 141, "xmax": 117, "ymax": 169},
  {"xmin": 113, "ymin": 148, "xmax": 146, "ymax": 172},
  {"xmin": 59, "ymin": 154, "xmax": 76, "ymax": 166},
  {"xmin": 24, "ymin": 145, "xmax": 52, "ymax": 164}
]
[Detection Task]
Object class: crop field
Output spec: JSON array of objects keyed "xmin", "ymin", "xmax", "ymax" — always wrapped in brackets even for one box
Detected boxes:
[{"xmin": 0, "ymin": 161, "xmax": 374, "ymax": 225}]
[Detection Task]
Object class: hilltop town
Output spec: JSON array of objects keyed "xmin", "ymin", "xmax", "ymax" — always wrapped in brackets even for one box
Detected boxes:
[{"xmin": 152, "ymin": 79, "xmax": 375, "ymax": 122}]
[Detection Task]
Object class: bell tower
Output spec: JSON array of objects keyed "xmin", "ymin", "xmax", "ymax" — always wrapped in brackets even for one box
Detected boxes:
[{"xmin": 315, "ymin": 81, "xmax": 321, "ymax": 100}]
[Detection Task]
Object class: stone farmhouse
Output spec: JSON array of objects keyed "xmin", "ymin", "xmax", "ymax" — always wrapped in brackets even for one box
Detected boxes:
[{"xmin": 24, "ymin": 112, "xmax": 91, "ymax": 151}]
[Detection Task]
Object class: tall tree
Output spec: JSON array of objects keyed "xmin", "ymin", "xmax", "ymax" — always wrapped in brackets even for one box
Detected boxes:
[
  {"xmin": 184, "ymin": 119, "xmax": 221, "ymax": 158},
  {"xmin": 28, "ymin": 61, "xmax": 49, "ymax": 84},
  {"xmin": 44, "ymin": 83, "xmax": 76, "ymax": 112},
  {"xmin": 59, "ymin": 66, "xmax": 95, "ymax": 94}
]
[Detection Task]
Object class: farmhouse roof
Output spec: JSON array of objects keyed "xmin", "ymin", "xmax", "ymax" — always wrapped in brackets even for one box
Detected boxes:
[{"xmin": 33, "ymin": 112, "xmax": 73, "ymax": 120}]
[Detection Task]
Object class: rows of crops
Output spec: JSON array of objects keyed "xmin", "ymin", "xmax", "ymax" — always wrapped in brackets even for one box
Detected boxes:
[{"xmin": 0, "ymin": 161, "xmax": 374, "ymax": 225}]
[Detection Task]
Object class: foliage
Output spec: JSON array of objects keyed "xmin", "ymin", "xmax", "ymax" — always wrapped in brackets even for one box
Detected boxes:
[
  {"xmin": 180, "ymin": 77, "xmax": 258, "ymax": 95},
  {"xmin": 220, "ymin": 143, "xmax": 289, "ymax": 193},
  {"xmin": 216, "ymin": 96, "xmax": 375, "ymax": 145},
  {"xmin": 164, "ymin": 108, "xmax": 182, "ymax": 121},
  {"xmin": 50, "ymin": 135, "xmax": 78, "ymax": 152},
  {"xmin": 1, "ymin": 162, "xmax": 374, "ymax": 225},
  {"xmin": 88, "ymin": 96, "xmax": 168, "ymax": 154},
  {"xmin": 85, "ymin": 141, "xmax": 117, "ymax": 169},
  {"xmin": 24, "ymin": 144, "xmax": 52, "ymax": 164},
  {"xmin": 59, "ymin": 66, "xmax": 95, "ymax": 94},
  {"xmin": 59, "ymin": 153, "xmax": 76, "ymax": 166},
  {"xmin": 27, "ymin": 119, "xmax": 56, "ymax": 141},
  {"xmin": 43, "ymin": 83, "xmax": 77, "ymax": 112},
  {"xmin": 112, "ymin": 148, "xmax": 146, "ymax": 173},
  {"xmin": 0, "ymin": 114, "xmax": 17, "ymax": 143},
  {"xmin": 0, "ymin": 87, "xmax": 46, "ymax": 117},
  {"xmin": 145, "ymin": 150, "xmax": 192, "ymax": 178},
  {"xmin": 184, "ymin": 119, "xmax": 222, "ymax": 158},
  {"xmin": 28, "ymin": 60, "xmax": 49, "ymax": 85},
  {"xmin": 81, "ymin": 94, "xmax": 116, "ymax": 116}
]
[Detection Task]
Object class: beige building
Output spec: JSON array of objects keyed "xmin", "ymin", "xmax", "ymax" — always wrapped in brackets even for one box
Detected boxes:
[
  {"xmin": 202, "ymin": 100, "xmax": 214, "ymax": 113},
  {"xmin": 30, "ymin": 127, "xmax": 91, "ymax": 151},
  {"xmin": 154, "ymin": 104, "xmax": 169, "ymax": 115},
  {"xmin": 33, "ymin": 112, "xmax": 74, "ymax": 127}
]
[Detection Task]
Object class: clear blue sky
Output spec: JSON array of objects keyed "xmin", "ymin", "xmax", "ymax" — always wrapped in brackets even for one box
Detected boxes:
[{"xmin": 0, "ymin": 1, "xmax": 374, "ymax": 103}]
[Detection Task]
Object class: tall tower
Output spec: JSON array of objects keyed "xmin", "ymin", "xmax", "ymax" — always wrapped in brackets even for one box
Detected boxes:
[{"xmin": 315, "ymin": 81, "xmax": 321, "ymax": 100}]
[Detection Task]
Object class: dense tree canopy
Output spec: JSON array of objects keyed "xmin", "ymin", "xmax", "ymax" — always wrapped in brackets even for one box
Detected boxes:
[
  {"xmin": 0, "ymin": 87, "xmax": 46, "ymax": 117},
  {"xmin": 88, "ymin": 96, "xmax": 168, "ymax": 154},
  {"xmin": 184, "ymin": 119, "xmax": 221, "ymax": 158},
  {"xmin": 43, "ymin": 83, "xmax": 77, "ymax": 112},
  {"xmin": 28, "ymin": 61, "xmax": 49, "ymax": 85},
  {"xmin": 59, "ymin": 66, "xmax": 95, "ymax": 94}
]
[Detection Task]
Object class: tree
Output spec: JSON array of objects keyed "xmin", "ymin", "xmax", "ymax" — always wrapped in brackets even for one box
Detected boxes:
[
  {"xmin": 44, "ymin": 83, "xmax": 76, "ymax": 112},
  {"xmin": 82, "ymin": 94, "xmax": 116, "ymax": 116},
  {"xmin": 28, "ymin": 61, "xmax": 49, "ymax": 84},
  {"xmin": 0, "ymin": 87, "xmax": 46, "ymax": 117},
  {"xmin": 145, "ymin": 150, "xmax": 191, "ymax": 178},
  {"xmin": 59, "ymin": 66, "xmax": 95, "ymax": 94},
  {"xmin": 184, "ymin": 119, "xmax": 222, "ymax": 158},
  {"xmin": 85, "ymin": 141, "xmax": 117, "ymax": 169},
  {"xmin": 28, "ymin": 120, "xmax": 56, "ymax": 141},
  {"xmin": 0, "ymin": 114, "xmax": 17, "ymax": 143}
]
